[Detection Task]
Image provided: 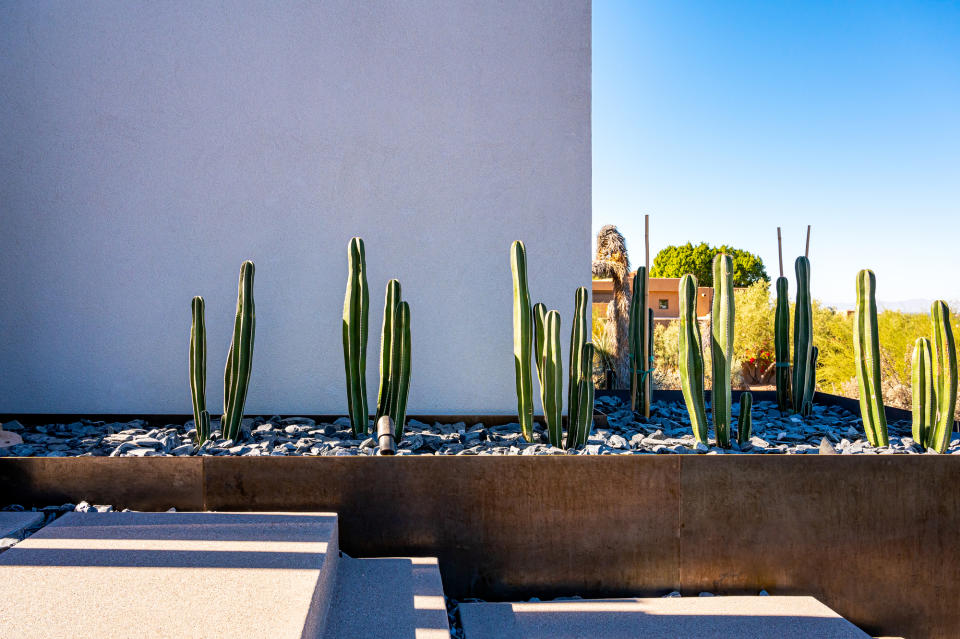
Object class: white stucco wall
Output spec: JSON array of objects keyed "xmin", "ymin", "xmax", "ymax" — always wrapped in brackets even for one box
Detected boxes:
[{"xmin": 0, "ymin": 1, "xmax": 591, "ymax": 415}]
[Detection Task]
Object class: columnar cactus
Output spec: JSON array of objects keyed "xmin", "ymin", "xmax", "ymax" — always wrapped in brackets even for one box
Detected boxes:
[
  {"xmin": 375, "ymin": 280, "xmax": 402, "ymax": 424},
  {"xmin": 774, "ymin": 276, "xmax": 792, "ymax": 412},
  {"xmin": 387, "ymin": 301, "xmax": 412, "ymax": 438},
  {"xmin": 711, "ymin": 254, "xmax": 734, "ymax": 447},
  {"xmin": 679, "ymin": 274, "xmax": 708, "ymax": 444},
  {"xmin": 342, "ymin": 238, "xmax": 370, "ymax": 437},
  {"xmin": 221, "ymin": 260, "xmax": 255, "ymax": 441},
  {"xmin": 511, "ymin": 241, "xmax": 534, "ymax": 443},
  {"xmin": 567, "ymin": 287, "xmax": 589, "ymax": 445},
  {"xmin": 189, "ymin": 296, "xmax": 210, "ymax": 445},
  {"xmin": 629, "ymin": 267, "xmax": 649, "ymax": 412},
  {"xmin": 792, "ymin": 257, "xmax": 813, "ymax": 414},
  {"xmin": 736, "ymin": 391, "xmax": 753, "ymax": 446},
  {"xmin": 931, "ymin": 300, "xmax": 957, "ymax": 453},
  {"xmin": 569, "ymin": 342, "xmax": 596, "ymax": 449},
  {"xmin": 375, "ymin": 281, "xmax": 412, "ymax": 438},
  {"xmin": 853, "ymin": 269, "xmax": 888, "ymax": 446},
  {"xmin": 540, "ymin": 310, "xmax": 563, "ymax": 447},
  {"xmin": 911, "ymin": 337, "xmax": 936, "ymax": 449}
]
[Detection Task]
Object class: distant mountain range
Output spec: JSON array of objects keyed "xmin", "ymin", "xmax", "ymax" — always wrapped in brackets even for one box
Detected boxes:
[{"xmin": 821, "ymin": 299, "xmax": 949, "ymax": 314}]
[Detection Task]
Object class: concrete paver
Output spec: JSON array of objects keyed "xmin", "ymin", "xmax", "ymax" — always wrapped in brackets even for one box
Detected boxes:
[
  {"xmin": 0, "ymin": 511, "xmax": 339, "ymax": 639},
  {"xmin": 460, "ymin": 596, "xmax": 871, "ymax": 639},
  {"xmin": 323, "ymin": 556, "xmax": 449, "ymax": 639}
]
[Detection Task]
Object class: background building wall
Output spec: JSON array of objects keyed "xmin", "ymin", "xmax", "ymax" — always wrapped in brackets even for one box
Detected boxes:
[{"xmin": 0, "ymin": 1, "xmax": 591, "ymax": 414}]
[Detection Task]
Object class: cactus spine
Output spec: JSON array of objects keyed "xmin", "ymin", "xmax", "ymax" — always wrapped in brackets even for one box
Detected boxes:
[
  {"xmin": 342, "ymin": 238, "xmax": 370, "ymax": 437},
  {"xmin": 792, "ymin": 257, "xmax": 813, "ymax": 414},
  {"xmin": 678, "ymin": 274, "xmax": 708, "ymax": 444},
  {"xmin": 541, "ymin": 310, "xmax": 563, "ymax": 447},
  {"xmin": 912, "ymin": 337, "xmax": 936, "ymax": 449},
  {"xmin": 853, "ymin": 269, "xmax": 888, "ymax": 446},
  {"xmin": 375, "ymin": 281, "xmax": 411, "ymax": 439},
  {"xmin": 189, "ymin": 296, "xmax": 210, "ymax": 445},
  {"xmin": 566, "ymin": 287, "xmax": 589, "ymax": 448},
  {"xmin": 511, "ymin": 241, "xmax": 534, "ymax": 443},
  {"xmin": 629, "ymin": 267, "xmax": 649, "ymax": 413},
  {"xmin": 221, "ymin": 260, "xmax": 255, "ymax": 441},
  {"xmin": 737, "ymin": 391, "xmax": 753, "ymax": 445},
  {"xmin": 711, "ymin": 254, "xmax": 734, "ymax": 447},
  {"xmin": 572, "ymin": 342, "xmax": 595, "ymax": 448},
  {"xmin": 931, "ymin": 301, "xmax": 957, "ymax": 453},
  {"xmin": 774, "ymin": 276, "xmax": 792, "ymax": 412}
]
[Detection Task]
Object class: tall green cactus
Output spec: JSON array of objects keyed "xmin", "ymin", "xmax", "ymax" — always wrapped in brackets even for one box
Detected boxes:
[
  {"xmin": 931, "ymin": 300, "xmax": 957, "ymax": 453},
  {"xmin": 541, "ymin": 310, "xmax": 563, "ymax": 447},
  {"xmin": 853, "ymin": 269, "xmax": 888, "ymax": 446},
  {"xmin": 679, "ymin": 274, "xmax": 708, "ymax": 444},
  {"xmin": 342, "ymin": 237, "xmax": 370, "ymax": 437},
  {"xmin": 572, "ymin": 342, "xmax": 596, "ymax": 448},
  {"xmin": 376, "ymin": 280, "xmax": 401, "ymax": 424},
  {"xmin": 629, "ymin": 267, "xmax": 649, "ymax": 413},
  {"xmin": 387, "ymin": 301, "xmax": 412, "ymax": 438},
  {"xmin": 792, "ymin": 257, "xmax": 813, "ymax": 414},
  {"xmin": 567, "ymin": 287, "xmax": 589, "ymax": 445},
  {"xmin": 912, "ymin": 337, "xmax": 936, "ymax": 449},
  {"xmin": 189, "ymin": 296, "xmax": 210, "ymax": 445},
  {"xmin": 774, "ymin": 276, "xmax": 792, "ymax": 412},
  {"xmin": 511, "ymin": 241, "xmax": 534, "ymax": 443},
  {"xmin": 711, "ymin": 254, "xmax": 734, "ymax": 448},
  {"xmin": 375, "ymin": 281, "xmax": 411, "ymax": 438},
  {"xmin": 221, "ymin": 260, "xmax": 255, "ymax": 442},
  {"xmin": 737, "ymin": 391, "xmax": 753, "ymax": 445}
]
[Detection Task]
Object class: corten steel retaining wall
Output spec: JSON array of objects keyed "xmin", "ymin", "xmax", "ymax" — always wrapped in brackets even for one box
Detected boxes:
[{"xmin": 1, "ymin": 455, "xmax": 958, "ymax": 638}]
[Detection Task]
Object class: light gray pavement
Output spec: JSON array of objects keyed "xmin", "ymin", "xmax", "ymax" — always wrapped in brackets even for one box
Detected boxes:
[
  {"xmin": 460, "ymin": 596, "xmax": 872, "ymax": 639},
  {"xmin": 0, "ymin": 511, "xmax": 43, "ymax": 542},
  {"xmin": 0, "ymin": 511, "xmax": 339, "ymax": 639},
  {"xmin": 323, "ymin": 556, "xmax": 450, "ymax": 639}
]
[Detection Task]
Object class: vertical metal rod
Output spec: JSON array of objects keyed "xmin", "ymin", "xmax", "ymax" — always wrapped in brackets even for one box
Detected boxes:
[
  {"xmin": 805, "ymin": 225, "xmax": 811, "ymax": 259},
  {"xmin": 777, "ymin": 227, "xmax": 784, "ymax": 278},
  {"xmin": 376, "ymin": 416, "xmax": 396, "ymax": 455}
]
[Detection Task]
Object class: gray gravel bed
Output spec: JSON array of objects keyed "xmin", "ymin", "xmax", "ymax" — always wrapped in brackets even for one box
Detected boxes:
[{"xmin": 2, "ymin": 397, "xmax": 957, "ymax": 458}]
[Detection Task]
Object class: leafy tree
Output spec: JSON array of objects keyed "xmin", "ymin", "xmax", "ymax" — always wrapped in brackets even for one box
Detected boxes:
[{"xmin": 650, "ymin": 242, "xmax": 769, "ymax": 287}]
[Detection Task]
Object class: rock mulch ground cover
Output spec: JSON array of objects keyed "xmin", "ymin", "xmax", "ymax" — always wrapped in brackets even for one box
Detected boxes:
[{"xmin": 2, "ymin": 395, "xmax": 956, "ymax": 458}]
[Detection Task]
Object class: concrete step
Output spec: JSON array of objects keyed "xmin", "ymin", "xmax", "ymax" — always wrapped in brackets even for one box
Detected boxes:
[
  {"xmin": 0, "ymin": 511, "xmax": 340, "ymax": 639},
  {"xmin": 0, "ymin": 510, "xmax": 44, "ymax": 549},
  {"xmin": 323, "ymin": 556, "xmax": 450, "ymax": 639},
  {"xmin": 460, "ymin": 596, "xmax": 871, "ymax": 639}
]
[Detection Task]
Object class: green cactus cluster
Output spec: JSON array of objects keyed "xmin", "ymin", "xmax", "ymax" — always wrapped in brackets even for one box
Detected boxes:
[
  {"xmin": 678, "ymin": 274, "xmax": 708, "ymax": 444},
  {"xmin": 375, "ymin": 280, "xmax": 412, "ymax": 439},
  {"xmin": 678, "ymin": 257, "xmax": 751, "ymax": 448},
  {"xmin": 341, "ymin": 238, "xmax": 413, "ymax": 440},
  {"xmin": 511, "ymin": 241, "xmax": 595, "ymax": 449},
  {"xmin": 711, "ymin": 254, "xmax": 734, "ymax": 448},
  {"xmin": 189, "ymin": 260, "xmax": 255, "ymax": 446}
]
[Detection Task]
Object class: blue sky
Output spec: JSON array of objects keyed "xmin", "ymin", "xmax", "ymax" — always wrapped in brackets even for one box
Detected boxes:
[{"xmin": 592, "ymin": 0, "xmax": 960, "ymax": 307}]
